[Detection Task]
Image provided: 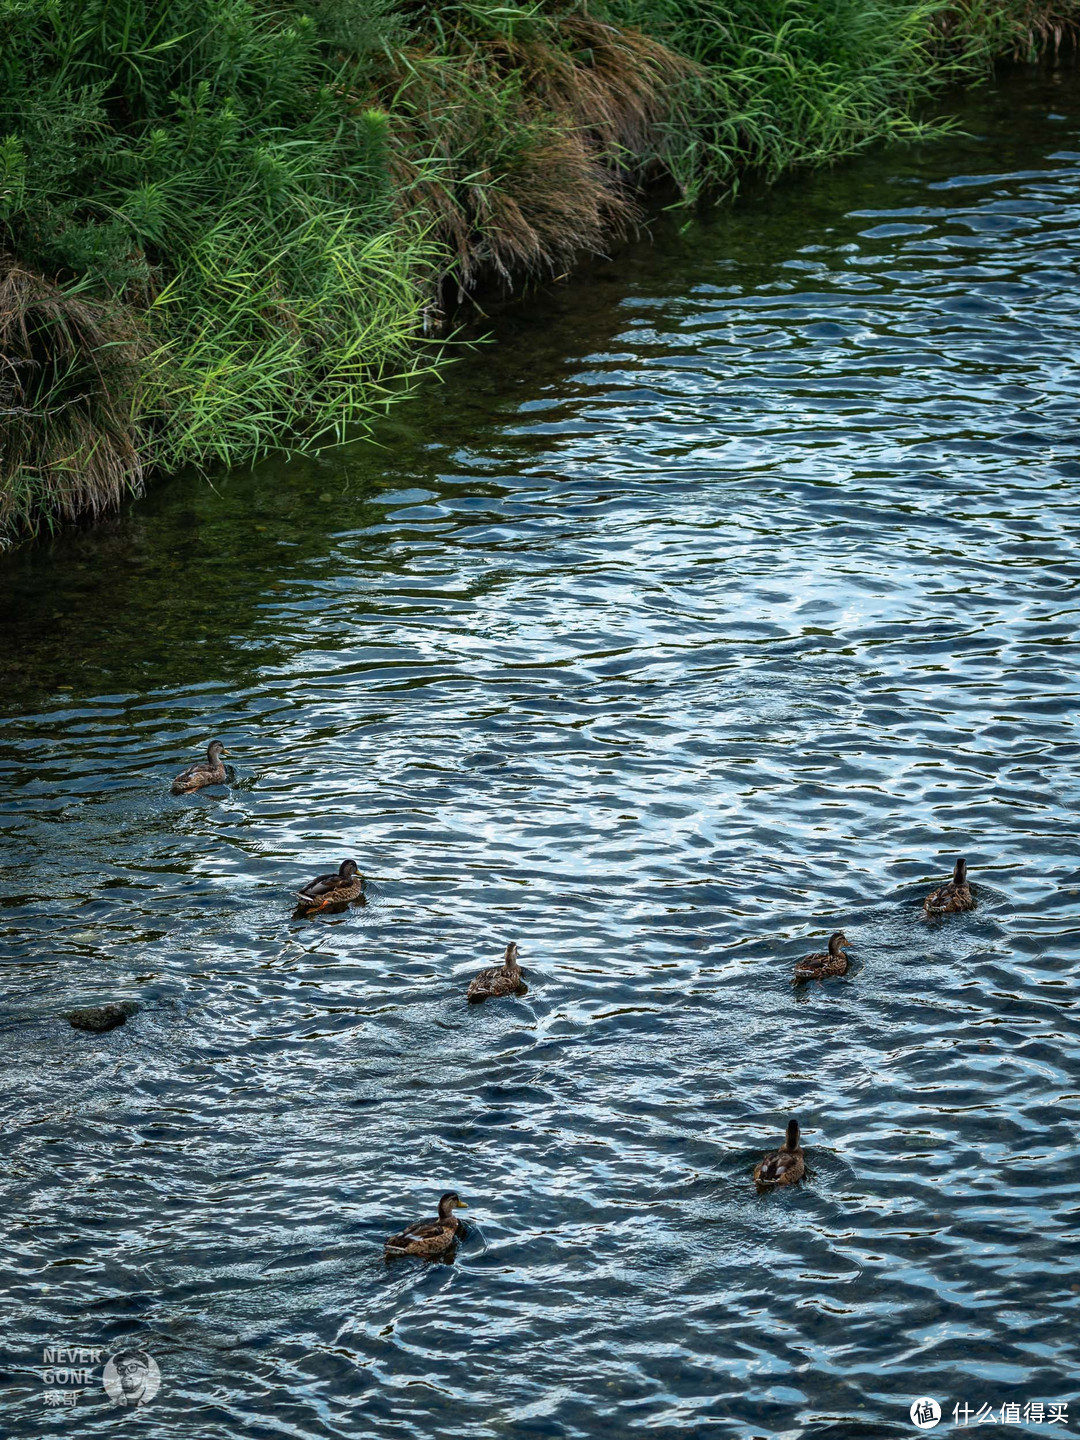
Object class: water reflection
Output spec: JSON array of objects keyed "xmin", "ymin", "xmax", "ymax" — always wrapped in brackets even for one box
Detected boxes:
[{"xmin": 2, "ymin": 68, "xmax": 1079, "ymax": 1440}]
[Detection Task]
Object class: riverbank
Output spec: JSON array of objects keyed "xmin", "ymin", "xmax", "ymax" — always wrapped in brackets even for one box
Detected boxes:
[{"xmin": 0, "ymin": 0, "xmax": 1075, "ymax": 548}]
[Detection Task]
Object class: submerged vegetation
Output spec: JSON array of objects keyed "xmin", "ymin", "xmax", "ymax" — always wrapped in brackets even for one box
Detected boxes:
[{"xmin": 0, "ymin": 0, "xmax": 1075, "ymax": 546}]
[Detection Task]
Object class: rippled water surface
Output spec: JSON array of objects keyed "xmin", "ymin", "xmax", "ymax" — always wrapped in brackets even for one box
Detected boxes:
[{"xmin": 3, "ymin": 70, "xmax": 1080, "ymax": 1440}]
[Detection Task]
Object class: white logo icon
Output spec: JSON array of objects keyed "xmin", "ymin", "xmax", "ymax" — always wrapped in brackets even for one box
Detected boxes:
[
  {"xmin": 910, "ymin": 1398, "xmax": 941, "ymax": 1429},
  {"xmin": 102, "ymin": 1350, "xmax": 161, "ymax": 1407}
]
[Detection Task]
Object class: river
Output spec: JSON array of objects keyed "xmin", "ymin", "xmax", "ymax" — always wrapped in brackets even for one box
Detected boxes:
[{"xmin": 2, "ymin": 67, "xmax": 1079, "ymax": 1440}]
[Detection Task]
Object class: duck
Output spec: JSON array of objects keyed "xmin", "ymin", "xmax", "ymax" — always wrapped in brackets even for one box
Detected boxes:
[
  {"xmin": 294, "ymin": 859, "xmax": 364, "ymax": 914},
  {"xmin": 923, "ymin": 857, "xmax": 974, "ymax": 915},
  {"xmin": 793, "ymin": 931, "xmax": 850, "ymax": 983},
  {"xmin": 171, "ymin": 740, "xmax": 228, "ymax": 794},
  {"xmin": 384, "ymin": 1191, "xmax": 468, "ymax": 1258},
  {"xmin": 467, "ymin": 942, "xmax": 526, "ymax": 1003},
  {"xmin": 753, "ymin": 1119, "xmax": 805, "ymax": 1187}
]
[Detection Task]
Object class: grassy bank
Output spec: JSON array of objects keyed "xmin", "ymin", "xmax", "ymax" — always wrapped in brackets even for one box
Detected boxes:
[{"xmin": 0, "ymin": 0, "xmax": 1075, "ymax": 547}]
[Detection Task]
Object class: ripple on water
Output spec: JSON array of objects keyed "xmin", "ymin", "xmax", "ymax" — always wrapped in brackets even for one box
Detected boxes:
[{"xmin": 2, "ymin": 70, "xmax": 1080, "ymax": 1440}]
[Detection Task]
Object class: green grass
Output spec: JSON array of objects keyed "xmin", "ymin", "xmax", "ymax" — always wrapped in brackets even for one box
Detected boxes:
[
  {"xmin": 0, "ymin": 0, "xmax": 434, "ymax": 540},
  {"xmin": 0, "ymin": 0, "xmax": 1076, "ymax": 546}
]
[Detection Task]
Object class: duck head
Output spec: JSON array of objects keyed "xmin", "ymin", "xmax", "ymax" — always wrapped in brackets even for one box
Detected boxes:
[
  {"xmin": 784, "ymin": 1118, "xmax": 800, "ymax": 1151},
  {"xmin": 437, "ymin": 1191, "xmax": 468, "ymax": 1220},
  {"xmin": 207, "ymin": 740, "xmax": 228, "ymax": 761},
  {"xmin": 827, "ymin": 931, "xmax": 849, "ymax": 957},
  {"xmin": 953, "ymin": 857, "xmax": 968, "ymax": 885},
  {"xmin": 338, "ymin": 860, "xmax": 360, "ymax": 881}
]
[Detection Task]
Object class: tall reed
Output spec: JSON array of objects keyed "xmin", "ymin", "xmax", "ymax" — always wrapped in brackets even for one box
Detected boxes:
[{"xmin": 0, "ymin": 0, "xmax": 433, "ymax": 540}]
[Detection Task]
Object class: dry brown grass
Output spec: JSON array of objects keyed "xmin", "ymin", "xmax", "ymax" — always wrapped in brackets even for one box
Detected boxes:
[
  {"xmin": 935, "ymin": 0, "xmax": 1080, "ymax": 59},
  {"xmin": 376, "ymin": 11, "xmax": 701, "ymax": 292},
  {"xmin": 497, "ymin": 16, "xmax": 698, "ymax": 160},
  {"xmin": 1006, "ymin": 0, "xmax": 1080, "ymax": 53},
  {"xmin": 0, "ymin": 259, "xmax": 149, "ymax": 540}
]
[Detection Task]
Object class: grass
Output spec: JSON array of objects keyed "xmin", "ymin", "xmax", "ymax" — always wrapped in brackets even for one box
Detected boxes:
[
  {"xmin": 378, "ymin": 6, "xmax": 701, "ymax": 287},
  {"xmin": 0, "ymin": 0, "xmax": 1076, "ymax": 546},
  {"xmin": 604, "ymin": 0, "xmax": 952, "ymax": 199},
  {"xmin": 0, "ymin": 259, "xmax": 149, "ymax": 537},
  {"xmin": 939, "ymin": 0, "xmax": 1080, "ymax": 59},
  {"xmin": 0, "ymin": 0, "xmax": 435, "ymax": 539}
]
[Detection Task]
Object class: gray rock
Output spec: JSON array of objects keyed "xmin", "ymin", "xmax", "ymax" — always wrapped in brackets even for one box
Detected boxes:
[{"xmin": 67, "ymin": 1002, "xmax": 138, "ymax": 1033}]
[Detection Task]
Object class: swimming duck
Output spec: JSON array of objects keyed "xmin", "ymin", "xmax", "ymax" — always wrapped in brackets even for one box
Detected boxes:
[
  {"xmin": 467, "ymin": 942, "xmax": 525, "ymax": 1003},
  {"xmin": 294, "ymin": 859, "xmax": 364, "ymax": 914},
  {"xmin": 753, "ymin": 1119, "xmax": 805, "ymax": 1187},
  {"xmin": 923, "ymin": 857, "xmax": 974, "ymax": 916},
  {"xmin": 793, "ymin": 931, "xmax": 850, "ymax": 983},
  {"xmin": 385, "ymin": 1191, "xmax": 468, "ymax": 1258},
  {"xmin": 171, "ymin": 740, "xmax": 228, "ymax": 794}
]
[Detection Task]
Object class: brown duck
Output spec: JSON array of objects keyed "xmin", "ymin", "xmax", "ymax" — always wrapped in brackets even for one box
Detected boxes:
[
  {"xmin": 753, "ymin": 1119, "xmax": 805, "ymax": 1187},
  {"xmin": 384, "ymin": 1191, "xmax": 468, "ymax": 1258},
  {"xmin": 294, "ymin": 859, "xmax": 364, "ymax": 914},
  {"xmin": 467, "ymin": 943, "xmax": 525, "ymax": 1003},
  {"xmin": 793, "ymin": 931, "xmax": 850, "ymax": 983},
  {"xmin": 171, "ymin": 740, "xmax": 228, "ymax": 794},
  {"xmin": 923, "ymin": 857, "xmax": 974, "ymax": 916}
]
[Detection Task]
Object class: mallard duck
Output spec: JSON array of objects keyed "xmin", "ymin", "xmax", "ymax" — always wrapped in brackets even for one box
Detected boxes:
[
  {"xmin": 753, "ymin": 1119, "xmax": 805, "ymax": 1187},
  {"xmin": 171, "ymin": 740, "xmax": 228, "ymax": 794},
  {"xmin": 467, "ymin": 942, "xmax": 525, "ymax": 1003},
  {"xmin": 294, "ymin": 859, "xmax": 364, "ymax": 914},
  {"xmin": 793, "ymin": 931, "xmax": 850, "ymax": 983},
  {"xmin": 384, "ymin": 1191, "xmax": 468, "ymax": 1258},
  {"xmin": 923, "ymin": 857, "xmax": 974, "ymax": 915}
]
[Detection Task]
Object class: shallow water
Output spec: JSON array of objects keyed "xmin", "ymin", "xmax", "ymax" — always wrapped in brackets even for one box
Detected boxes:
[{"xmin": 3, "ymin": 68, "xmax": 1080, "ymax": 1440}]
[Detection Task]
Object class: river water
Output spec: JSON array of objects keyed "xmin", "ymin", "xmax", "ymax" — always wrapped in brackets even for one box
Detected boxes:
[{"xmin": 2, "ymin": 68, "xmax": 1079, "ymax": 1440}]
